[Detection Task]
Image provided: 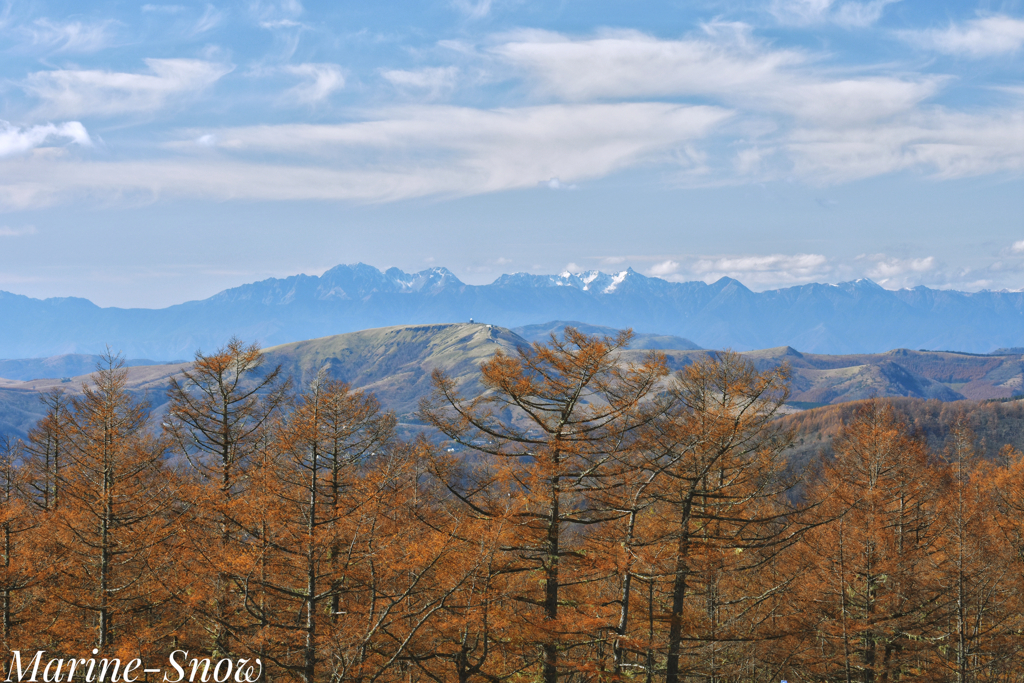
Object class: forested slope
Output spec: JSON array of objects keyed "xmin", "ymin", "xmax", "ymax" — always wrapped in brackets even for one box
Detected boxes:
[{"xmin": 781, "ymin": 396, "xmax": 1024, "ymax": 467}]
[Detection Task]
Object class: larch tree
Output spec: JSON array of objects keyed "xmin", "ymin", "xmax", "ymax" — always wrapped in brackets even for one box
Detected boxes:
[
  {"xmin": 420, "ymin": 327, "xmax": 667, "ymax": 683},
  {"xmin": 164, "ymin": 337, "xmax": 289, "ymax": 656},
  {"xmin": 801, "ymin": 400, "xmax": 944, "ymax": 682},
  {"xmin": 640, "ymin": 351, "xmax": 801, "ymax": 683},
  {"xmin": 165, "ymin": 337, "xmax": 289, "ymax": 500},
  {"xmin": 23, "ymin": 388, "xmax": 71, "ymax": 512},
  {"xmin": 932, "ymin": 418, "xmax": 1019, "ymax": 682},
  {"xmin": 0, "ymin": 436, "xmax": 41, "ymax": 656},
  {"xmin": 227, "ymin": 372, "xmax": 397, "ymax": 683},
  {"xmin": 48, "ymin": 352, "xmax": 181, "ymax": 653}
]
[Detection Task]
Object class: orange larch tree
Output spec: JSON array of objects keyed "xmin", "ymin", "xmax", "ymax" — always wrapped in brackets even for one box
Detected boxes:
[
  {"xmin": 45, "ymin": 352, "xmax": 183, "ymax": 654},
  {"xmin": 800, "ymin": 400, "xmax": 945, "ymax": 681},
  {"xmin": 164, "ymin": 337, "xmax": 289, "ymax": 656},
  {"xmin": 420, "ymin": 327, "xmax": 666, "ymax": 683},
  {"xmin": 640, "ymin": 351, "xmax": 801, "ymax": 683}
]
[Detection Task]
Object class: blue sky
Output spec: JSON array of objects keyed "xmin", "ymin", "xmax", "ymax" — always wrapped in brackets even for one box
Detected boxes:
[{"xmin": 0, "ymin": 0, "xmax": 1021, "ymax": 307}]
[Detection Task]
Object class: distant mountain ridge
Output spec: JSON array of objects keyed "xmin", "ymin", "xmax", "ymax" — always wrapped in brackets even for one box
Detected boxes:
[{"xmin": 2, "ymin": 263, "xmax": 1024, "ymax": 359}]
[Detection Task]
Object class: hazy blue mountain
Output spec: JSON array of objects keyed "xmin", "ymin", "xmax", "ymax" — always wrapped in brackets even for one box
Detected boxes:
[
  {"xmin": 512, "ymin": 321, "xmax": 701, "ymax": 350},
  {"xmin": 2, "ymin": 264, "xmax": 1023, "ymax": 359},
  {"xmin": 0, "ymin": 355, "xmax": 179, "ymax": 381}
]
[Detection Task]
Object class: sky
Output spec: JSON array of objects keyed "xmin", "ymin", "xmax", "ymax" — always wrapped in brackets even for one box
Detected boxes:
[{"xmin": 0, "ymin": 0, "xmax": 1021, "ymax": 308}]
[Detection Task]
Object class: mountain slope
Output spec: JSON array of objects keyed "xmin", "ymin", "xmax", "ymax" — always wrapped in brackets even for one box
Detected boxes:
[
  {"xmin": 263, "ymin": 323, "xmax": 528, "ymax": 415},
  {"xmin": 3, "ymin": 264, "xmax": 1024, "ymax": 358},
  {"xmin": 780, "ymin": 397, "xmax": 1024, "ymax": 469},
  {"xmin": 511, "ymin": 321, "xmax": 701, "ymax": 350},
  {"xmin": 0, "ymin": 355, "xmax": 180, "ymax": 381},
  {"xmin": 0, "ymin": 361, "xmax": 191, "ymax": 440},
  {"xmin": 2, "ymin": 323, "xmax": 1022, "ymax": 442}
]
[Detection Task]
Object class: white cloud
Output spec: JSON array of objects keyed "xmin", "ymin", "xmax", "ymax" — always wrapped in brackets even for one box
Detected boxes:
[
  {"xmin": 0, "ymin": 225, "xmax": 36, "ymax": 237},
  {"xmin": 542, "ymin": 178, "xmax": 576, "ymax": 190},
  {"xmin": 24, "ymin": 59, "xmax": 234, "ymax": 118},
  {"xmin": 21, "ymin": 18, "xmax": 120, "ymax": 53},
  {"xmin": 770, "ymin": 0, "xmax": 900, "ymax": 27},
  {"xmin": 251, "ymin": 0, "xmax": 304, "ymax": 28},
  {"xmin": 282, "ymin": 63, "xmax": 345, "ymax": 104},
  {"xmin": 901, "ymin": 15, "xmax": 1024, "ymax": 58},
  {"xmin": 648, "ymin": 260, "xmax": 680, "ymax": 277},
  {"xmin": 784, "ymin": 108, "xmax": 1024, "ymax": 182},
  {"xmin": 175, "ymin": 102, "xmax": 729, "ymax": 184},
  {"xmin": 0, "ymin": 102, "xmax": 729, "ymax": 207},
  {"xmin": 492, "ymin": 30, "xmax": 939, "ymax": 125},
  {"xmin": 192, "ymin": 5, "xmax": 226, "ymax": 34},
  {"xmin": 382, "ymin": 67, "xmax": 459, "ymax": 97},
  {"xmin": 0, "ymin": 120, "xmax": 91, "ymax": 157},
  {"xmin": 1011, "ymin": 240, "xmax": 1024, "ymax": 254},
  {"xmin": 866, "ymin": 255, "xmax": 935, "ymax": 280},
  {"xmin": 690, "ymin": 253, "xmax": 832, "ymax": 287},
  {"xmin": 451, "ymin": 0, "xmax": 492, "ymax": 19},
  {"xmin": 833, "ymin": 0, "xmax": 899, "ymax": 28}
]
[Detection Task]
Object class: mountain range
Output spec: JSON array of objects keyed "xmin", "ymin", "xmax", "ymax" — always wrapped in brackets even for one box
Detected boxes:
[
  {"xmin": 2, "ymin": 322, "xmax": 1022, "ymax": 441},
  {"xmin": 3, "ymin": 263, "xmax": 1024, "ymax": 359}
]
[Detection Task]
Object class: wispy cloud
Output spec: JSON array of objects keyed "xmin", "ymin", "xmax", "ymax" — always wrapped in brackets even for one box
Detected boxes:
[
  {"xmin": 541, "ymin": 178, "xmax": 576, "ymax": 190},
  {"xmin": 492, "ymin": 29, "xmax": 940, "ymax": 124},
  {"xmin": 865, "ymin": 254, "xmax": 934, "ymax": 279},
  {"xmin": 0, "ymin": 225, "xmax": 36, "ymax": 237},
  {"xmin": 191, "ymin": 4, "xmax": 226, "ymax": 35},
  {"xmin": 691, "ymin": 253, "xmax": 832, "ymax": 287},
  {"xmin": 648, "ymin": 260, "xmax": 680, "ymax": 277},
  {"xmin": 451, "ymin": 0, "xmax": 493, "ymax": 20},
  {"xmin": 250, "ymin": 0, "xmax": 304, "ymax": 29},
  {"xmin": 20, "ymin": 18, "xmax": 120, "ymax": 53},
  {"xmin": 141, "ymin": 5, "xmax": 187, "ymax": 13},
  {"xmin": 491, "ymin": 30, "xmax": 1021, "ymax": 183},
  {"xmin": 856, "ymin": 254, "xmax": 941, "ymax": 288},
  {"xmin": 382, "ymin": 67, "xmax": 459, "ymax": 98},
  {"xmin": 769, "ymin": 0, "xmax": 900, "ymax": 27},
  {"xmin": 0, "ymin": 120, "xmax": 91, "ymax": 157},
  {"xmin": 179, "ymin": 102, "xmax": 728, "ymax": 181},
  {"xmin": 900, "ymin": 15, "xmax": 1024, "ymax": 58},
  {"xmin": 783, "ymin": 109, "xmax": 1024, "ymax": 182},
  {"xmin": 282, "ymin": 63, "xmax": 345, "ymax": 104},
  {"xmin": 24, "ymin": 59, "xmax": 234, "ymax": 118},
  {"xmin": 1, "ymin": 102, "xmax": 728, "ymax": 207}
]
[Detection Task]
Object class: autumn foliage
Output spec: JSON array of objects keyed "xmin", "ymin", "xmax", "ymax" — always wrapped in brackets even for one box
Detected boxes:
[{"xmin": 3, "ymin": 331, "xmax": 1024, "ymax": 681}]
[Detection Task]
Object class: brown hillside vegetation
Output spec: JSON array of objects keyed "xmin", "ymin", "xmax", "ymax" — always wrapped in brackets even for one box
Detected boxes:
[
  {"xmin": 5, "ymin": 331, "xmax": 1024, "ymax": 681},
  {"xmin": 781, "ymin": 396, "xmax": 1024, "ymax": 467}
]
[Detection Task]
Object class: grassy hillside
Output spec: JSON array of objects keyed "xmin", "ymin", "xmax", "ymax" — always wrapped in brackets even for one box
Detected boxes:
[
  {"xmin": 263, "ymin": 323, "xmax": 530, "ymax": 416},
  {"xmin": 0, "ymin": 361, "xmax": 191, "ymax": 439}
]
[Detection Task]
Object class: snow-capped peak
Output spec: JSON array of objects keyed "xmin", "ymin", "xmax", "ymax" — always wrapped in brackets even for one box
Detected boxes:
[{"xmin": 603, "ymin": 270, "xmax": 629, "ymax": 294}]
